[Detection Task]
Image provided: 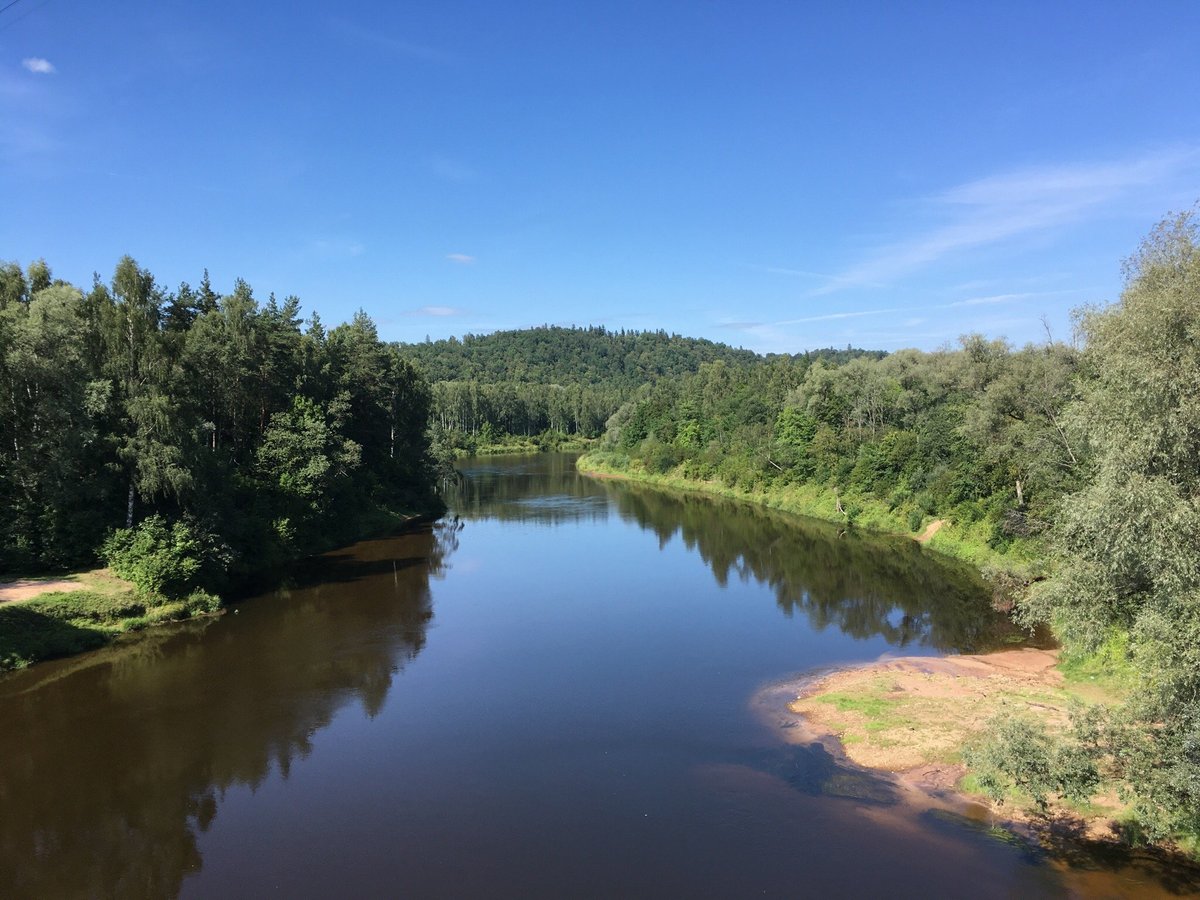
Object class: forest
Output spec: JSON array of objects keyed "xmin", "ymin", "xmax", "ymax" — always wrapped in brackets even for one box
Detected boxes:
[
  {"xmin": 397, "ymin": 325, "xmax": 764, "ymax": 452},
  {"xmin": 0, "ymin": 257, "xmax": 440, "ymax": 665},
  {"xmin": 581, "ymin": 211, "xmax": 1200, "ymax": 845}
]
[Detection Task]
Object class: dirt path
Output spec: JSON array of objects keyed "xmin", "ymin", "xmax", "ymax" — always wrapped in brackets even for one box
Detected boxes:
[
  {"xmin": 0, "ymin": 579, "xmax": 83, "ymax": 604},
  {"xmin": 915, "ymin": 518, "xmax": 947, "ymax": 543}
]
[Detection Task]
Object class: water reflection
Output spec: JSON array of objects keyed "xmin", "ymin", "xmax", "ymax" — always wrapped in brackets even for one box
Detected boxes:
[
  {"xmin": 450, "ymin": 453, "xmax": 610, "ymax": 524},
  {"xmin": 453, "ymin": 454, "xmax": 1020, "ymax": 653},
  {"xmin": 0, "ymin": 521, "xmax": 456, "ymax": 899},
  {"xmin": 606, "ymin": 483, "xmax": 1023, "ymax": 653}
]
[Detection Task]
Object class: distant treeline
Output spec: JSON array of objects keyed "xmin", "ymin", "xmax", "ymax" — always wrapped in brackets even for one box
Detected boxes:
[
  {"xmin": 0, "ymin": 257, "xmax": 439, "ymax": 580},
  {"xmin": 398, "ymin": 325, "xmax": 879, "ymax": 448}
]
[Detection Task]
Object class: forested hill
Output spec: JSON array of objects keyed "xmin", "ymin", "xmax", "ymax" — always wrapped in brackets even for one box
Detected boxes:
[
  {"xmin": 398, "ymin": 325, "xmax": 882, "ymax": 446},
  {"xmin": 398, "ymin": 326, "xmax": 759, "ymax": 387}
]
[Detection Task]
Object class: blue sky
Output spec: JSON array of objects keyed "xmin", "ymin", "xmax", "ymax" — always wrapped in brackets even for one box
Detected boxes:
[{"xmin": 3, "ymin": 1, "xmax": 1198, "ymax": 353}]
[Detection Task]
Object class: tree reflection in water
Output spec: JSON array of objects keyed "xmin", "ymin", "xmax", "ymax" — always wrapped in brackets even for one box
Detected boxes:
[
  {"xmin": 0, "ymin": 520, "xmax": 456, "ymax": 899},
  {"xmin": 450, "ymin": 453, "xmax": 1025, "ymax": 654}
]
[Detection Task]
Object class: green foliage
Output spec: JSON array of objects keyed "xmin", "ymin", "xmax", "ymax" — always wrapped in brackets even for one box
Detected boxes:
[
  {"xmin": 599, "ymin": 331, "xmax": 1078, "ymax": 556},
  {"xmin": 964, "ymin": 714, "xmax": 1099, "ymax": 813},
  {"xmin": 0, "ymin": 257, "xmax": 440, "ymax": 580},
  {"xmin": 1013, "ymin": 210, "xmax": 1200, "ymax": 843},
  {"xmin": 1058, "ymin": 629, "xmax": 1137, "ymax": 693},
  {"xmin": 401, "ymin": 326, "xmax": 764, "ymax": 446},
  {"xmin": 101, "ymin": 515, "xmax": 231, "ymax": 597}
]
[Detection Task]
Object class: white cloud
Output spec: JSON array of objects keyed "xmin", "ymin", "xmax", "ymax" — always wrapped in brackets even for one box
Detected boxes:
[
  {"xmin": 445, "ymin": 253, "xmax": 475, "ymax": 265},
  {"xmin": 409, "ymin": 306, "xmax": 464, "ymax": 317},
  {"xmin": 22, "ymin": 58, "xmax": 55, "ymax": 75},
  {"xmin": 810, "ymin": 147, "xmax": 1200, "ymax": 295}
]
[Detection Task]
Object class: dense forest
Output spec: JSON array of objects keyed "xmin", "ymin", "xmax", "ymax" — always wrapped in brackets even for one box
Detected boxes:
[
  {"xmin": 582, "ymin": 211, "xmax": 1200, "ymax": 844},
  {"xmin": 590, "ymin": 334, "xmax": 1080, "ymax": 560},
  {"xmin": 398, "ymin": 326, "xmax": 759, "ymax": 448},
  {"xmin": 397, "ymin": 325, "xmax": 876, "ymax": 452},
  {"xmin": 0, "ymin": 257, "xmax": 439, "ymax": 583}
]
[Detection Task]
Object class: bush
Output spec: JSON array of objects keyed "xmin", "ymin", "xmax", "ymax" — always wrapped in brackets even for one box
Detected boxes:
[
  {"xmin": 964, "ymin": 714, "xmax": 1098, "ymax": 813},
  {"xmin": 102, "ymin": 515, "xmax": 231, "ymax": 598},
  {"xmin": 184, "ymin": 589, "xmax": 222, "ymax": 615}
]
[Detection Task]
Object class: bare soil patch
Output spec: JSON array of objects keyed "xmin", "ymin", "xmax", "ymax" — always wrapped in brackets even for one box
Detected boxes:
[
  {"xmin": 0, "ymin": 569, "xmax": 133, "ymax": 605},
  {"xmin": 915, "ymin": 518, "xmax": 947, "ymax": 543},
  {"xmin": 0, "ymin": 579, "xmax": 84, "ymax": 604},
  {"xmin": 788, "ymin": 649, "xmax": 1065, "ymax": 771}
]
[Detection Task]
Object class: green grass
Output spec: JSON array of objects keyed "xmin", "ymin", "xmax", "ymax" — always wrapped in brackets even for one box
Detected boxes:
[
  {"xmin": 817, "ymin": 691, "xmax": 892, "ymax": 718},
  {"xmin": 0, "ymin": 582, "xmax": 224, "ymax": 672},
  {"xmin": 1058, "ymin": 629, "xmax": 1137, "ymax": 697}
]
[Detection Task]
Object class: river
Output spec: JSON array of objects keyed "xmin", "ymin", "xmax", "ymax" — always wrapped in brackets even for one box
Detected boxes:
[{"xmin": 0, "ymin": 454, "xmax": 1190, "ymax": 897}]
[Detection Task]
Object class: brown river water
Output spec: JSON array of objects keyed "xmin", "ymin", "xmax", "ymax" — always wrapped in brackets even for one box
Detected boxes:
[{"xmin": 1, "ymin": 453, "xmax": 1195, "ymax": 898}]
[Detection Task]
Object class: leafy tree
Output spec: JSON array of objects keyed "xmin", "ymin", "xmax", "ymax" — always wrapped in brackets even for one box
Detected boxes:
[{"xmin": 1018, "ymin": 210, "xmax": 1200, "ymax": 838}]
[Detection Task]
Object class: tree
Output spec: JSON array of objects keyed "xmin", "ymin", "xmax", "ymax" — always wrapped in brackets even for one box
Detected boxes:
[{"xmin": 1020, "ymin": 210, "xmax": 1200, "ymax": 838}]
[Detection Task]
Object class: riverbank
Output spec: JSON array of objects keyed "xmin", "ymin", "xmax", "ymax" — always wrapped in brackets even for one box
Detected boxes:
[
  {"xmin": 0, "ymin": 567, "xmax": 223, "ymax": 672},
  {"xmin": 0, "ymin": 508, "xmax": 441, "ymax": 673},
  {"xmin": 577, "ymin": 450, "xmax": 1038, "ymax": 576},
  {"xmin": 753, "ymin": 651, "xmax": 1200, "ymax": 890},
  {"xmin": 758, "ymin": 650, "xmax": 1133, "ymax": 839}
]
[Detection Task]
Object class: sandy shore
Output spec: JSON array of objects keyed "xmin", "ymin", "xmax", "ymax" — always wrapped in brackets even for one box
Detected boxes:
[{"xmin": 754, "ymin": 649, "xmax": 1127, "ymax": 838}]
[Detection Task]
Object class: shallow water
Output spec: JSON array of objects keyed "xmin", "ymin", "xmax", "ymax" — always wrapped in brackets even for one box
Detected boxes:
[{"xmin": 0, "ymin": 454, "xmax": 1189, "ymax": 897}]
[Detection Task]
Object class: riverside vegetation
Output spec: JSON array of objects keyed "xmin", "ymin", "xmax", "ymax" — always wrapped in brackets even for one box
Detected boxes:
[
  {"xmin": 579, "ymin": 211, "xmax": 1200, "ymax": 851},
  {"xmin": 0, "ymin": 258, "xmax": 440, "ymax": 669}
]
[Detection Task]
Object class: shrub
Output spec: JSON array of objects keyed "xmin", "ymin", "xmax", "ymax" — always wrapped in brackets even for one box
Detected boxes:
[
  {"xmin": 102, "ymin": 515, "xmax": 231, "ymax": 598},
  {"xmin": 964, "ymin": 714, "xmax": 1098, "ymax": 813}
]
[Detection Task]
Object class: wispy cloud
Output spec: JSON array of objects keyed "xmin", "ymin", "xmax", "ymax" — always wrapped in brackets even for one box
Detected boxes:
[
  {"xmin": 750, "ymin": 263, "xmax": 887, "ymax": 289},
  {"xmin": 310, "ymin": 238, "xmax": 365, "ymax": 258},
  {"xmin": 943, "ymin": 288, "xmax": 1087, "ymax": 308},
  {"xmin": 330, "ymin": 18, "xmax": 452, "ymax": 63},
  {"xmin": 432, "ymin": 157, "xmax": 477, "ymax": 182},
  {"xmin": 445, "ymin": 253, "xmax": 475, "ymax": 265},
  {"xmin": 407, "ymin": 306, "xmax": 465, "ymax": 317},
  {"xmin": 812, "ymin": 148, "xmax": 1200, "ymax": 295},
  {"xmin": 777, "ymin": 307, "xmax": 900, "ymax": 325},
  {"xmin": 22, "ymin": 58, "xmax": 55, "ymax": 75}
]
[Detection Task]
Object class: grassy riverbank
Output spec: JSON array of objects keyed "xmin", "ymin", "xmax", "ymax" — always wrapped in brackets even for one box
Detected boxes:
[
  {"xmin": 0, "ymin": 569, "xmax": 220, "ymax": 672},
  {"xmin": 0, "ymin": 506, "xmax": 439, "ymax": 673},
  {"xmin": 577, "ymin": 450, "xmax": 1042, "ymax": 577},
  {"xmin": 444, "ymin": 432, "xmax": 597, "ymax": 458}
]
